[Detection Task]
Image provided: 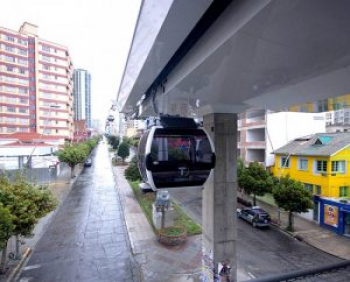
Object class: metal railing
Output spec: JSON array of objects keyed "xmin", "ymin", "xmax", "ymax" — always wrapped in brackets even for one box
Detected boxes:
[{"xmin": 245, "ymin": 260, "xmax": 350, "ymax": 282}]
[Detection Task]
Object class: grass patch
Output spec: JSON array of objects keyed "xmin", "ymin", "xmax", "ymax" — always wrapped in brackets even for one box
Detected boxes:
[
  {"xmin": 129, "ymin": 181, "xmax": 155, "ymax": 229},
  {"xmin": 128, "ymin": 181, "xmax": 201, "ymax": 235},
  {"xmin": 173, "ymin": 204, "xmax": 202, "ymax": 235},
  {"xmin": 256, "ymin": 193, "xmax": 277, "ymax": 206},
  {"xmin": 161, "ymin": 226, "xmax": 186, "ymax": 236}
]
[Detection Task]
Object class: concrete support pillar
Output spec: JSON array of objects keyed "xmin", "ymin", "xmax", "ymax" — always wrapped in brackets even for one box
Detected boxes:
[{"xmin": 202, "ymin": 113, "xmax": 238, "ymax": 282}]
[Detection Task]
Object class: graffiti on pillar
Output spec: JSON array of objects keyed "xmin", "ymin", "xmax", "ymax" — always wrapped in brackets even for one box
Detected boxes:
[{"xmin": 202, "ymin": 245, "xmax": 214, "ymax": 282}]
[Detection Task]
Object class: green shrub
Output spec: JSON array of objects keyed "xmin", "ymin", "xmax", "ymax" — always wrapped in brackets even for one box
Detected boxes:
[
  {"xmin": 125, "ymin": 161, "xmax": 141, "ymax": 181},
  {"xmin": 117, "ymin": 142, "xmax": 130, "ymax": 161}
]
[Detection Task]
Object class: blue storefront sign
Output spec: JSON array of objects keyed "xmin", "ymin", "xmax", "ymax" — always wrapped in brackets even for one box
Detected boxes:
[{"xmin": 318, "ymin": 197, "xmax": 350, "ymax": 235}]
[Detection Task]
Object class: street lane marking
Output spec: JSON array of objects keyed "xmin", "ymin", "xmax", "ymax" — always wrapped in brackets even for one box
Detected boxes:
[
  {"xmin": 22, "ymin": 264, "xmax": 41, "ymax": 271},
  {"xmin": 248, "ymin": 272, "xmax": 256, "ymax": 279}
]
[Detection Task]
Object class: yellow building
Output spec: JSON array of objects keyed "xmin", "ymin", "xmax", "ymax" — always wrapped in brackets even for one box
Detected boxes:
[
  {"xmin": 289, "ymin": 94, "xmax": 350, "ymax": 113},
  {"xmin": 273, "ymin": 133, "xmax": 350, "ymax": 235},
  {"xmin": 273, "ymin": 133, "xmax": 350, "ymax": 198}
]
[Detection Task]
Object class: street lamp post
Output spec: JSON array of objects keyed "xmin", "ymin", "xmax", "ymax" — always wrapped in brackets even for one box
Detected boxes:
[{"xmin": 24, "ymin": 104, "xmax": 60, "ymax": 169}]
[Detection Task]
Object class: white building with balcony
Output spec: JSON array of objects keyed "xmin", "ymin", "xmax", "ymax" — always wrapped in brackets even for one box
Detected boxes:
[{"xmin": 238, "ymin": 110, "xmax": 326, "ymax": 167}]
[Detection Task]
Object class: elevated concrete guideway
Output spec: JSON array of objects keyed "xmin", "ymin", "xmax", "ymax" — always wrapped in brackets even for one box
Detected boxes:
[
  {"xmin": 117, "ymin": 1, "xmax": 350, "ymax": 281},
  {"xmin": 118, "ymin": 0, "xmax": 350, "ymax": 116}
]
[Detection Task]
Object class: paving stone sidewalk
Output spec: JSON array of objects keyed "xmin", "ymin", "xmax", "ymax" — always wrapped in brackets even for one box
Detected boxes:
[{"xmin": 113, "ymin": 166, "xmax": 252, "ymax": 282}]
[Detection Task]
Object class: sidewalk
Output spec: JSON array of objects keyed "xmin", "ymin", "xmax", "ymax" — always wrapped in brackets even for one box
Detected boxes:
[
  {"xmin": 251, "ymin": 196, "xmax": 350, "ymax": 260},
  {"xmin": 113, "ymin": 166, "xmax": 251, "ymax": 282}
]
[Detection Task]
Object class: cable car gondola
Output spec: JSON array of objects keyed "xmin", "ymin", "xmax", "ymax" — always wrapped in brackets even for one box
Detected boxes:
[{"xmin": 138, "ymin": 116, "xmax": 216, "ymax": 191}]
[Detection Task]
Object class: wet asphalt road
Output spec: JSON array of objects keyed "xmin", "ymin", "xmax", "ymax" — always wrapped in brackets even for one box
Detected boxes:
[
  {"xmin": 19, "ymin": 143, "xmax": 136, "ymax": 282},
  {"xmin": 169, "ymin": 189, "xmax": 350, "ymax": 281}
]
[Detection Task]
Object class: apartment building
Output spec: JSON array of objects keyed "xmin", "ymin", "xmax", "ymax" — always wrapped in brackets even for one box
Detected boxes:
[
  {"xmin": 238, "ymin": 110, "xmax": 326, "ymax": 167},
  {"xmin": 0, "ymin": 22, "xmax": 74, "ymax": 140},
  {"xmin": 73, "ymin": 69, "xmax": 91, "ymax": 128}
]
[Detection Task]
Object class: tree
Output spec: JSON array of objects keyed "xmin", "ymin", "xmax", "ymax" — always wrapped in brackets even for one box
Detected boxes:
[
  {"xmin": 107, "ymin": 135, "xmax": 120, "ymax": 150},
  {"xmin": 238, "ymin": 161, "xmax": 274, "ymax": 206},
  {"xmin": 85, "ymin": 136, "xmax": 100, "ymax": 152},
  {"xmin": 273, "ymin": 176, "xmax": 313, "ymax": 231},
  {"xmin": 0, "ymin": 175, "xmax": 57, "ymax": 272},
  {"xmin": 57, "ymin": 145, "xmax": 87, "ymax": 177},
  {"xmin": 117, "ymin": 142, "xmax": 130, "ymax": 162},
  {"xmin": 0, "ymin": 204, "xmax": 15, "ymax": 273}
]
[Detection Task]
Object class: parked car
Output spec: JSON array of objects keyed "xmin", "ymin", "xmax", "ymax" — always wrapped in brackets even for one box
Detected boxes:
[
  {"xmin": 237, "ymin": 206, "xmax": 271, "ymax": 227},
  {"xmin": 84, "ymin": 157, "xmax": 92, "ymax": 167}
]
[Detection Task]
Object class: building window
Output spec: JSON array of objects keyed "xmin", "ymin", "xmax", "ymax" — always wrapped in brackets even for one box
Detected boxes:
[
  {"xmin": 19, "ymin": 88, "xmax": 28, "ymax": 94},
  {"xmin": 19, "ymin": 108, "xmax": 27, "ymax": 113},
  {"xmin": 18, "ymin": 39, "xmax": 28, "ymax": 45},
  {"xmin": 29, "ymin": 58, "xmax": 35, "ymax": 63},
  {"xmin": 5, "ymin": 45, "xmax": 14, "ymax": 52},
  {"xmin": 6, "ymin": 117, "xmax": 16, "ymax": 123},
  {"xmin": 42, "ymin": 45, "xmax": 51, "ymax": 52},
  {"xmin": 303, "ymin": 183, "xmax": 313, "ymax": 194},
  {"xmin": 20, "ymin": 98, "xmax": 28, "ymax": 104},
  {"xmin": 4, "ymin": 76, "xmax": 16, "ymax": 83},
  {"xmin": 29, "ymin": 49, "xmax": 35, "ymax": 54},
  {"xmin": 43, "ymin": 65, "xmax": 50, "ymax": 70},
  {"xmin": 6, "ymin": 66, "xmax": 13, "ymax": 72},
  {"xmin": 7, "ymin": 127, "xmax": 16, "ymax": 133},
  {"xmin": 280, "ymin": 156, "xmax": 290, "ymax": 168},
  {"xmin": 315, "ymin": 185, "xmax": 322, "ymax": 195},
  {"xmin": 42, "ymin": 55, "xmax": 50, "ymax": 62},
  {"xmin": 19, "ymin": 69, "xmax": 26, "ymax": 74},
  {"xmin": 5, "ymin": 55, "xmax": 15, "ymax": 62},
  {"xmin": 316, "ymin": 160, "xmax": 327, "ymax": 173},
  {"xmin": 7, "ymin": 106, "xmax": 16, "ymax": 113},
  {"xmin": 340, "ymin": 186, "xmax": 349, "ymax": 197},
  {"xmin": 19, "ymin": 127, "xmax": 28, "ymax": 132},
  {"xmin": 298, "ymin": 158, "xmax": 308, "ymax": 171},
  {"xmin": 331, "ymin": 161, "xmax": 346, "ymax": 174},
  {"xmin": 19, "ymin": 49, "xmax": 27, "ymax": 55},
  {"xmin": 19, "ymin": 118, "xmax": 28, "ymax": 124},
  {"xmin": 5, "ymin": 86, "xmax": 16, "ymax": 92},
  {"xmin": 18, "ymin": 58, "xmax": 28, "ymax": 65},
  {"xmin": 18, "ymin": 78, "xmax": 28, "ymax": 85},
  {"xmin": 6, "ymin": 35, "xmax": 15, "ymax": 42}
]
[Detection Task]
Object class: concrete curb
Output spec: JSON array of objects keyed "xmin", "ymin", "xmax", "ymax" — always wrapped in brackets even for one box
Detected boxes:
[{"xmin": 6, "ymin": 247, "xmax": 31, "ymax": 282}]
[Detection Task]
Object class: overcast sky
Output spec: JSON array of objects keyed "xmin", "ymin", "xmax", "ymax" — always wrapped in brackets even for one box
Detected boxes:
[{"xmin": 0, "ymin": 0, "xmax": 141, "ymax": 122}]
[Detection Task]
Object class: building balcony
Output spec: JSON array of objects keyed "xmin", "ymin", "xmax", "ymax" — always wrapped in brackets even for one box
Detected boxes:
[{"xmin": 239, "ymin": 140, "xmax": 266, "ymax": 149}]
